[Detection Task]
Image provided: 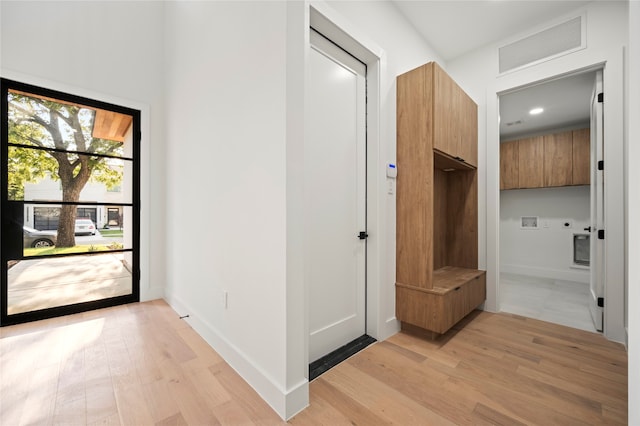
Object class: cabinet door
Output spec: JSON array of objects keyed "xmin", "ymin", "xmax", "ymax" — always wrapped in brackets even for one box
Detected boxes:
[
  {"xmin": 458, "ymin": 90, "xmax": 478, "ymax": 166},
  {"xmin": 500, "ymin": 141, "xmax": 518, "ymax": 190},
  {"xmin": 572, "ymin": 128, "xmax": 590, "ymax": 185},
  {"xmin": 433, "ymin": 63, "xmax": 458, "ymax": 157},
  {"xmin": 518, "ymin": 136, "xmax": 544, "ymax": 188},
  {"xmin": 544, "ymin": 131, "xmax": 573, "ymax": 187}
]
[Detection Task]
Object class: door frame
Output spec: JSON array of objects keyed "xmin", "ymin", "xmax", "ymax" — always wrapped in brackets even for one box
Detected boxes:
[
  {"xmin": 487, "ymin": 48, "xmax": 626, "ymax": 343},
  {"xmin": 305, "ymin": 3, "xmax": 386, "ymax": 361}
]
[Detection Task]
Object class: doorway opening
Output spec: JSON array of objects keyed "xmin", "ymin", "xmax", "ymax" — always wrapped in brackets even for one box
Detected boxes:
[
  {"xmin": 498, "ymin": 70, "xmax": 603, "ymax": 333},
  {"xmin": 1, "ymin": 78, "xmax": 140, "ymax": 326}
]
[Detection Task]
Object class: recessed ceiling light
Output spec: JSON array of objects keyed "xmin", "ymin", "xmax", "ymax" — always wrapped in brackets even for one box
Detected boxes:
[{"xmin": 529, "ymin": 107, "xmax": 544, "ymax": 115}]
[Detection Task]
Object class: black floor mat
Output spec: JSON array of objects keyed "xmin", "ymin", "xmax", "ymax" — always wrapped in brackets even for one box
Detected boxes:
[{"xmin": 309, "ymin": 334, "xmax": 376, "ymax": 381}]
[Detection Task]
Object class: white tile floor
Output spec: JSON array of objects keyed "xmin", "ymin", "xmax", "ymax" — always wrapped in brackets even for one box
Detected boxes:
[{"xmin": 499, "ymin": 272, "xmax": 598, "ymax": 333}]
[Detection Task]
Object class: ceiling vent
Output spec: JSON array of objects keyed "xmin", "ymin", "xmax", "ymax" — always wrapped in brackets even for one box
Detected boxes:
[{"xmin": 499, "ymin": 15, "xmax": 584, "ymax": 74}]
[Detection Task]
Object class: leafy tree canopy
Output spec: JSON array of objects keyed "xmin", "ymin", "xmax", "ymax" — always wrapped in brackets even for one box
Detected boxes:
[{"xmin": 7, "ymin": 91, "xmax": 127, "ymax": 247}]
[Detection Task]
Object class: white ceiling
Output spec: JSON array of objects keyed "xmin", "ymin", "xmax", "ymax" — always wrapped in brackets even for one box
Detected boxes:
[
  {"xmin": 391, "ymin": 0, "xmax": 597, "ymax": 139},
  {"xmin": 499, "ymin": 71, "xmax": 595, "ymax": 139},
  {"xmin": 392, "ymin": 0, "xmax": 592, "ymax": 62}
]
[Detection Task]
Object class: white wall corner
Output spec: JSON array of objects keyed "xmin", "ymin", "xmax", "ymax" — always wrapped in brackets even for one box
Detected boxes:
[{"xmin": 164, "ymin": 293, "xmax": 297, "ymax": 420}]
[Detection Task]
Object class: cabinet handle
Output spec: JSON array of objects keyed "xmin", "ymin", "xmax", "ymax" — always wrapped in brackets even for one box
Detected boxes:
[{"xmin": 454, "ymin": 286, "xmax": 461, "ymax": 291}]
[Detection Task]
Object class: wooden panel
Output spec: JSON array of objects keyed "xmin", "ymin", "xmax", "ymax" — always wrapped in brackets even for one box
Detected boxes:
[
  {"xmin": 458, "ymin": 90, "xmax": 478, "ymax": 167},
  {"xmin": 544, "ymin": 131, "xmax": 573, "ymax": 187},
  {"xmin": 518, "ymin": 136, "xmax": 544, "ymax": 188},
  {"xmin": 500, "ymin": 141, "xmax": 519, "ymax": 190},
  {"xmin": 572, "ymin": 128, "xmax": 590, "ymax": 185},
  {"xmin": 396, "ymin": 269, "xmax": 485, "ymax": 334},
  {"xmin": 433, "ymin": 169, "xmax": 448, "ymax": 271},
  {"xmin": 93, "ymin": 110, "xmax": 133, "ymax": 142},
  {"xmin": 432, "ymin": 266, "xmax": 485, "ymax": 292},
  {"xmin": 445, "ymin": 170, "xmax": 478, "ymax": 269},
  {"xmin": 396, "ymin": 64, "xmax": 433, "ymax": 289},
  {"xmin": 434, "ymin": 149, "xmax": 476, "ymax": 171},
  {"xmin": 441, "ymin": 273, "xmax": 486, "ymax": 332},
  {"xmin": 432, "ymin": 63, "xmax": 458, "ymax": 158}
]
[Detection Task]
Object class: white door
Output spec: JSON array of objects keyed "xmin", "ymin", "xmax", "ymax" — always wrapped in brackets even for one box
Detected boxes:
[
  {"xmin": 307, "ymin": 29, "xmax": 367, "ymax": 363},
  {"xmin": 589, "ymin": 70, "xmax": 604, "ymax": 332}
]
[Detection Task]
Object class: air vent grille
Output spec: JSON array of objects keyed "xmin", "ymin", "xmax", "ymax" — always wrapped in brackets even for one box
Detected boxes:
[{"xmin": 499, "ymin": 16, "xmax": 583, "ymax": 74}]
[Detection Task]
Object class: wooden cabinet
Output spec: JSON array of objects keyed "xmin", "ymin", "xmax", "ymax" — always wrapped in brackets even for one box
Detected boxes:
[
  {"xmin": 500, "ymin": 141, "xmax": 518, "ymax": 190},
  {"xmin": 432, "ymin": 63, "xmax": 478, "ymax": 167},
  {"xmin": 544, "ymin": 131, "xmax": 573, "ymax": 187},
  {"xmin": 572, "ymin": 128, "xmax": 590, "ymax": 185},
  {"xmin": 500, "ymin": 128, "xmax": 590, "ymax": 190},
  {"xmin": 518, "ymin": 136, "xmax": 544, "ymax": 189},
  {"xmin": 396, "ymin": 62, "xmax": 485, "ymax": 336},
  {"xmin": 396, "ymin": 268, "xmax": 485, "ymax": 335}
]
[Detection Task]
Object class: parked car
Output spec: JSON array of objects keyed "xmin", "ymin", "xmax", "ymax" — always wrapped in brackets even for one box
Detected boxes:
[
  {"xmin": 75, "ymin": 218, "xmax": 96, "ymax": 236},
  {"xmin": 23, "ymin": 226, "xmax": 57, "ymax": 248}
]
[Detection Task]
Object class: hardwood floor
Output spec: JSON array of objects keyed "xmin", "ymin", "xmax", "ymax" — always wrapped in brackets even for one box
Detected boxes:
[
  {"xmin": 1, "ymin": 301, "xmax": 627, "ymax": 425},
  {"xmin": 293, "ymin": 310, "xmax": 627, "ymax": 425}
]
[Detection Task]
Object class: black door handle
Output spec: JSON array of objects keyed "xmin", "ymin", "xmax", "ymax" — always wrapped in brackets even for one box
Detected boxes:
[
  {"xmin": 584, "ymin": 226, "xmax": 592, "ymax": 232},
  {"xmin": 358, "ymin": 231, "xmax": 368, "ymax": 240}
]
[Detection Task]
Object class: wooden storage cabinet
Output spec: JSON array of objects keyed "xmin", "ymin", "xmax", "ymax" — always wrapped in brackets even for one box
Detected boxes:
[
  {"xmin": 500, "ymin": 128, "xmax": 590, "ymax": 190},
  {"xmin": 500, "ymin": 140, "xmax": 518, "ymax": 190},
  {"xmin": 396, "ymin": 268, "xmax": 486, "ymax": 334},
  {"xmin": 432, "ymin": 63, "xmax": 478, "ymax": 167},
  {"xmin": 572, "ymin": 128, "xmax": 590, "ymax": 185},
  {"xmin": 544, "ymin": 131, "xmax": 573, "ymax": 187},
  {"xmin": 518, "ymin": 136, "xmax": 544, "ymax": 189},
  {"xmin": 396, "ymin": 62, "xmax": 485, "ymax": 336}
]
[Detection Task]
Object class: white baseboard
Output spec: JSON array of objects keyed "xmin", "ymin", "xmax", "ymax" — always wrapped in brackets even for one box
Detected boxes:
[
  {"xmin": 379, "ymin": 316, "xmax": 401, "ymax": 341},
  {"xmin": 163, "ymin": 293, "xmax": 308, "ymax": 420},
  {"xmin": 501, "ymin": 263, "xmax": 589, "ymax": 284}
]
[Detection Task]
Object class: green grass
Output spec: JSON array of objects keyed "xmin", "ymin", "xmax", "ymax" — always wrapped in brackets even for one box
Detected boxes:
[
  {"xmin": 24, "ymin": 244, "xmax": 119, "ymax": 257},
  {"xmin": 99, "ymin": 229, "xmax": 123, "ymax": 237}
]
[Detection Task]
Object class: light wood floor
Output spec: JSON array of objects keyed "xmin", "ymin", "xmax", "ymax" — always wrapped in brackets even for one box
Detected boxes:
[{"xmin": 0, "ymin": 301, "xmax": 627, "ymax": 425}]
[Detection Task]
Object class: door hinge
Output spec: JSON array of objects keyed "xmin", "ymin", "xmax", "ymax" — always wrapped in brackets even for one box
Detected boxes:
[
  {"xmin": 598, "ymin": 92, "xmax": 604, "ymax": 103},
  {"xmin": 597, "ymin": 297, "xmax": 604, "ymax": 308},
  {"xmin": 598, "ymin": 160, "xmax": 604, "ymax": 171},
  {"xmin": 358, "ymin": 231, "xmax": 369, "ymax": 240},
  {"xmin": 598, "ymin": 229, "xmax": 605, "ymax": 240}
]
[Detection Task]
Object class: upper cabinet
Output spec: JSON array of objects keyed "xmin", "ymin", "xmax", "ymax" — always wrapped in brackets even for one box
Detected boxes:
[
  {"xmin": 544, "ymin": 131, "xmax": 573, "ymax": 187},
  {"xmin": 572, "ymin": 128, "xmax": 590, "ymax": 185},
  {"xmin": 432, "ymin": 63, "xmax": 478, "ymax": 167},
  {"xmin": 518, "ymin": 136, "xmax": 544, "ymax": 189},
  {"xmin": 500, "ymin": 141, "xmax": 518, "ymax": 190},
  {"xmin": 500, "ymin": 128, "xmax": 589, "ymax": 190}
]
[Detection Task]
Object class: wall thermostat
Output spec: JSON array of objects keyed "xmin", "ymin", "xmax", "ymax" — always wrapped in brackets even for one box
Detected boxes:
[{"xmin": 387, "ymin": 163, "xmax": 397, "ymax": 178}]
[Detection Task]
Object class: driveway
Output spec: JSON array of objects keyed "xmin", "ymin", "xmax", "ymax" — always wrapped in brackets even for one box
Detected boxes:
[{"xmin": 7, "ymin": 253, "xmax": 132, "ymax": 315}]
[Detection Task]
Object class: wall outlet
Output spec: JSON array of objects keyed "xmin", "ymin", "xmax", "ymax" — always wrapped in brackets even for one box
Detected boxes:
[{"xmin": 562, "ymin": 219, "xmax": 573, "ymax": 229}]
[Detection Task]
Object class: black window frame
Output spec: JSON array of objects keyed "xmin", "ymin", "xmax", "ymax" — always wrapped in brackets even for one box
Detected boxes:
[{"xmin": 0, "ymin": 78, "xmax": 141, "ymax": 326}]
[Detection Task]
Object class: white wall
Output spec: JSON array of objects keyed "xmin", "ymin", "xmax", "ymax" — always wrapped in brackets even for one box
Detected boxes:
[
  {"xmin": 162, "ymin": 0, "xmax": 296, "ymax": 418},
  {"xmin": 627, "ymin": 1, "xmax": 639, "ymax": 423},
  {"xmin": 448, "ymin": 1, "xmax": 628, "ymax": 342},
  {"xmin": 0, "ymin": 1, "xmax": 166, "ymax": 301},
  {"xmin": 500, "ymin": 186, "xmax": 590, "ymax": 283},
  {"xmin": 162, "ymin": 0, "xmax": 447, "ymax": 419}
]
